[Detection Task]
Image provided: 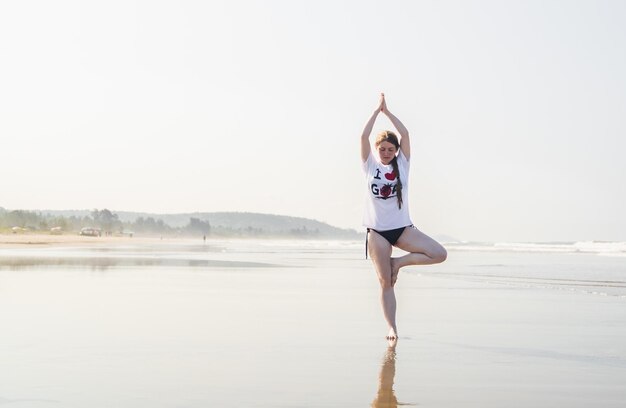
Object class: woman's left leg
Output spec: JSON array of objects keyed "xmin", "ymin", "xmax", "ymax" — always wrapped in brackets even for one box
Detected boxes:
[{"xmin": 391, "ymin": 227, "xmax": 447, "ymax": 285}]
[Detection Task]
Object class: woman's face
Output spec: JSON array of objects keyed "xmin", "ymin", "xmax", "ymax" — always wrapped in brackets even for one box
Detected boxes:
[{"xmin": 377, "ymin": 141, "xmax": 397, "ymax": 165}]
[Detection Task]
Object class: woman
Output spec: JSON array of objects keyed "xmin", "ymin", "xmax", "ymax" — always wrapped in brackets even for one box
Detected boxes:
[{"xmin": 361, "ymin": 93, "xmax": 447, "ymax": 341}]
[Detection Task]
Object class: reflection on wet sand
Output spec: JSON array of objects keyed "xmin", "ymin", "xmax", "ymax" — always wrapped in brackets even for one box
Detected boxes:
[
  {"xmin": 0, "ymin": 243, "xmax": 286, "ymax": 271},
  {"xmin": 0, "ymin": 256, "xmax": 276, "ymax": 271},
  {"xmin": 371, "ymin": 344, "xmax": 414, "ymax": 408}
]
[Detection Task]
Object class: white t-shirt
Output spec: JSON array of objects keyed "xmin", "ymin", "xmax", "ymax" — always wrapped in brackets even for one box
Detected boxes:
[{"xmin": 362, "ymin": 150, "xmax": 412, "ymax": 230}]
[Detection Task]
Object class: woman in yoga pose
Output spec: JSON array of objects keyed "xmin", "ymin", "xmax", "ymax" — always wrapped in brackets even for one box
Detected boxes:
[{"xmin": 361, "ymin": 93, "xmax": 447, "ymax": 341}]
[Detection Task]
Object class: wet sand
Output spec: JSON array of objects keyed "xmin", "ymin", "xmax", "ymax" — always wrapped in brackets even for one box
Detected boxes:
[
  {"xmin": 0, "ymin": 233, "xmax": 164, "ymax": 248},
  {"xmin": 0, "ymin": 240, "xmax": 625, "ymax": 407}
]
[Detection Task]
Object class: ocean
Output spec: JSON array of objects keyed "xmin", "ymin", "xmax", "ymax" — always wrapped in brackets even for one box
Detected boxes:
[{"xmin": 434, "ymin": 240, "xmax": 626, "ymax": 297}]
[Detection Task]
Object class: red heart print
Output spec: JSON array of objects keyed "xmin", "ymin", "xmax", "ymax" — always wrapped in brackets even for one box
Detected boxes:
[
  {"xmin": 384, "ymin": 171, "xmax": 396, "ymax": 181},
  {"xmin": 381, "ymin": 184, "xmax": 392, "ymax": 197}
]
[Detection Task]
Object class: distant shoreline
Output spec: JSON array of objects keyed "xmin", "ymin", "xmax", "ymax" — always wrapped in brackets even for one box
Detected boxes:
[{"xmin": 0, "ymin": 208, "xmax": 361, "ymax": 240}]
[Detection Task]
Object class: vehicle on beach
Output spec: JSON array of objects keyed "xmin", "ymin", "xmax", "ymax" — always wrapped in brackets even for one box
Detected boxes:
[
  {"xmin": 50, "ymin": 227, "xmax": 63, "ymax": 235},
  {"xmin": 79, "ymin": 227, "xmax": 102, "ymax": 237}
]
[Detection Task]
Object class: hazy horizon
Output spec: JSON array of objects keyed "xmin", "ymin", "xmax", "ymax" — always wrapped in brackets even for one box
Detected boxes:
[
  {"xmin": 2, "ymin": 0, "xmax": 625, "ymax": 243},
  {"xmin": 3, "ymin": 206, "xmax": 626, "ymax": 244}
]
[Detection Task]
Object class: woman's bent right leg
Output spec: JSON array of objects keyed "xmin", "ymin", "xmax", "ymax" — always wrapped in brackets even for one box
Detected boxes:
[
  {"xmin": 391, "ymin": 227, "xmax": 447, "ymax": 285},
  {"xmin": 368, "ymin": 230, "xmax": 398, "ymax": 339}
]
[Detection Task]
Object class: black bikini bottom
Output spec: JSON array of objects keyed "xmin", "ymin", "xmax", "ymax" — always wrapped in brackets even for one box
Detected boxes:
[{"xmin": 365, "ymin": 225, "xmax": 412, "ymax": 259}]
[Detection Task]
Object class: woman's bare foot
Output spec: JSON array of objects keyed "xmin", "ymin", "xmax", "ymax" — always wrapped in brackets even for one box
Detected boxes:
[
  {"xmin": 386, "ymin": 327, "xmax": 398, "ymax": 341},
  {"xmin": 390, "ymin": 258, "xmax": 400, "ymax": 286}
]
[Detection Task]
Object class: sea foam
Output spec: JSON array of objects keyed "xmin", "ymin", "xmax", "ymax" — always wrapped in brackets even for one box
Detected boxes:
[{"xmin": 447, "ymin": 241, "xmax": 626, "ymax": 256}]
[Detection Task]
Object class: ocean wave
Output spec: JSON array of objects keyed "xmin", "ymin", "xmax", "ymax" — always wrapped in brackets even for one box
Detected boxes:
[{"xmin": 447, "ymin": 241, "xmax": 626, "ymax": 255}]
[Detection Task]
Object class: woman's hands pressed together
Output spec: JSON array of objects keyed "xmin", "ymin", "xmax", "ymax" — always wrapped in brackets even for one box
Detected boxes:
[{"xmin": 379, "ymin": 93, "xmax": 388, "ymax": 114}]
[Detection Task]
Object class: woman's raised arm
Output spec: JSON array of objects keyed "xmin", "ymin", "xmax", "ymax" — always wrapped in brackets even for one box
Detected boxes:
[{"xmin": 361, "ymin": 95, "xmax": 385, "ymax": 162}]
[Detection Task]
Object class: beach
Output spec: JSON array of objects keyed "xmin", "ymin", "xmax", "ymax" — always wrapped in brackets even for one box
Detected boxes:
[
  {"xmin": 0, "ymin": 233, "xmax": 165, "ymax": 248},
  {"xmin": 1, "ymin": 237, "xmax": 625, "ymax": 407}
]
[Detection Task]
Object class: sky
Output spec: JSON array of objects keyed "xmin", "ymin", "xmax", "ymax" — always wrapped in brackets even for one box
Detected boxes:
[{"xmin": 1, "ymin": 0, "xmax": 625, "ymax": 242}]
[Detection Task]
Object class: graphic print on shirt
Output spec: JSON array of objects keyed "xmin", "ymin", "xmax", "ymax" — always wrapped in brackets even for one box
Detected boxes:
[{"xmin": 371, "ymin": 167, "xmax": 397, "ymax": 200}]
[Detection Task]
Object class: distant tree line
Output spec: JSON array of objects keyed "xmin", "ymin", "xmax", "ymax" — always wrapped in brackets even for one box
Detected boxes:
[
  {"xmin": 0, "ymin": 208, "xmax": 192, "ymax": 235},
  {"xmin": 0, "ymin": 208, "xmax": 329, "ymax": 238}
]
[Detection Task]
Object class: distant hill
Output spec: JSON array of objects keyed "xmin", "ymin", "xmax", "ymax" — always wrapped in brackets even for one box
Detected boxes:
[
  {"xmin": 2, "ymin": 207, "xmax": 457, "ymax": 241},
  {"xmin": 36, "ymin": 209, "xmax": 360, "ymax": 239}
]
